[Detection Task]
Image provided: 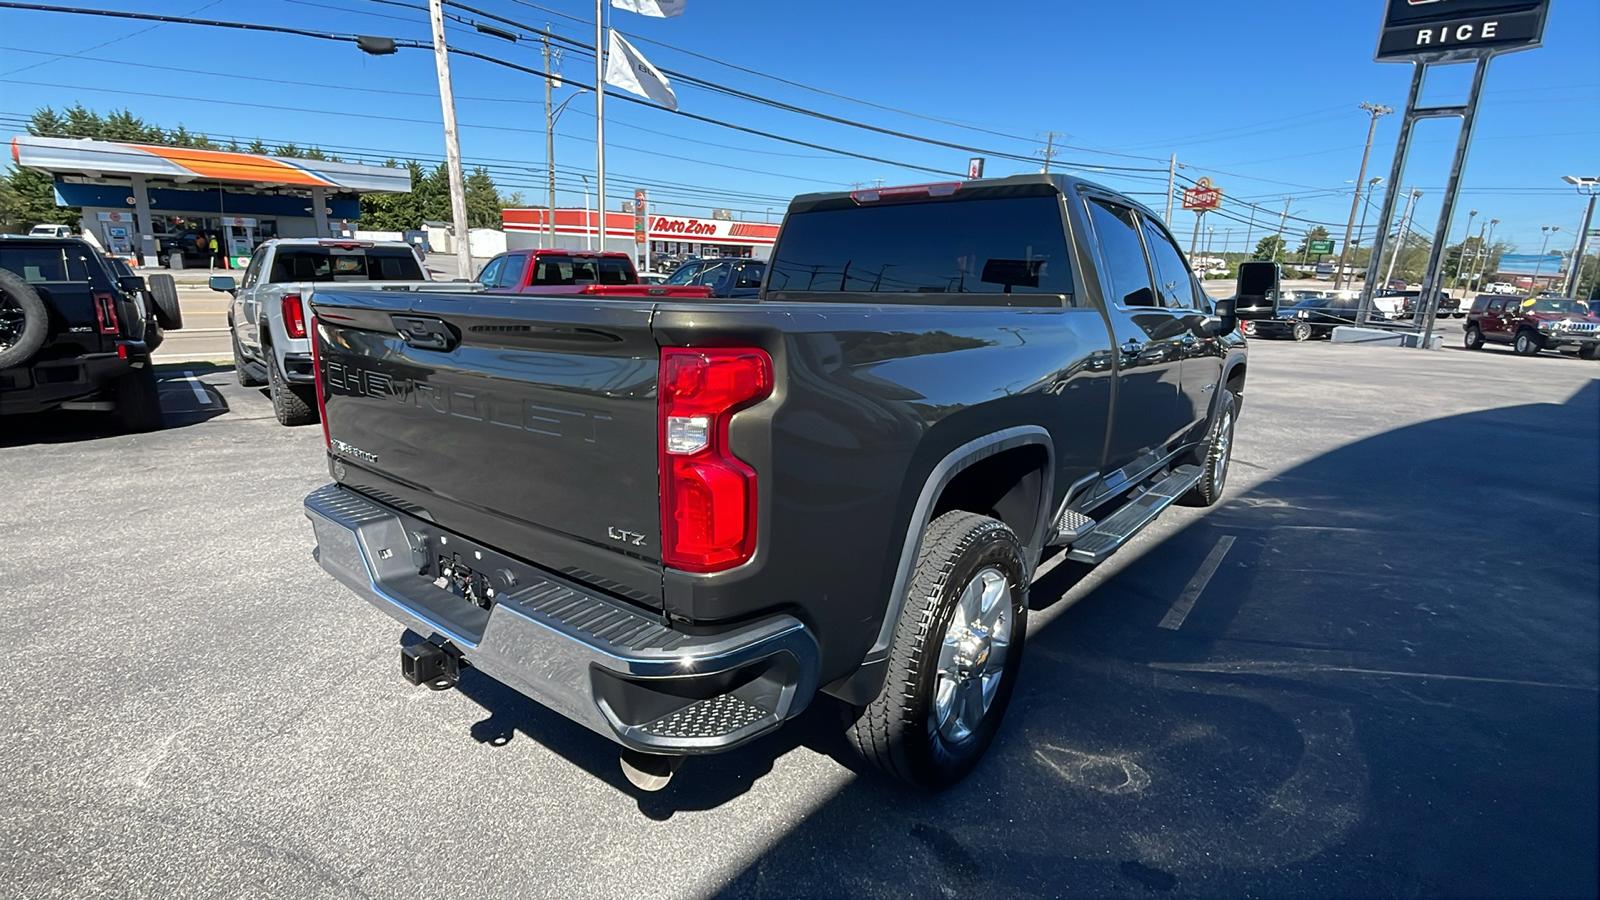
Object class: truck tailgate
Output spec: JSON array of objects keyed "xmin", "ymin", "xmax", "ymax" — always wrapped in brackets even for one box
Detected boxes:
[{"xmin": 311, "ymin": 289, "xmax": 664, "ymax": 607}]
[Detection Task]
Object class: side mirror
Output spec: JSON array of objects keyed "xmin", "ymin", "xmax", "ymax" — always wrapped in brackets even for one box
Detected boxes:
[
  {"xmin": 1234, "ymin": 262, "xmax": 1281, "ymax": 320},
  {"xmin": 1209, "ymin": 297, "xmax": 1237, "ymax": 336},
  {"xmin": 209, "ymin": 275, "xmax": 237, "ymax": 293},
  {"xmin": 117, "ymin": 274, "xmax": 146, "ymax": 293}
]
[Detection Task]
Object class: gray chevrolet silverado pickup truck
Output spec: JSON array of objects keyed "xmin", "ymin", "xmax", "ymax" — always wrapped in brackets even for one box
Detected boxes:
[{"xmin": 303, "ymin": 175, "xmax": 1279, "ymax": 790}]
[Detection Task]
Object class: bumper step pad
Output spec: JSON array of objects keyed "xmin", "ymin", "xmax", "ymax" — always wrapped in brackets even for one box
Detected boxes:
[{"xmin": 639, "ymin": 694, "xmax": 775, "ymax": 740}]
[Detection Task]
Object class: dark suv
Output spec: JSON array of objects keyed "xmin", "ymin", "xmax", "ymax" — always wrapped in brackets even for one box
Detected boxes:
[
  {"xmin": 1464, "ymin": 294, "xmax": 1599, "ymax": 358},
  {"xmin": 0, "ymin": 236, "xmax": 178, "ymax": 430}
]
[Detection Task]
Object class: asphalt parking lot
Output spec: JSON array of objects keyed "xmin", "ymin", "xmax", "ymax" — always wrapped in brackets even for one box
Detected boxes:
[{"xmin": 1, "ymin": 340, "xmax": 1595, "ymax": 899}]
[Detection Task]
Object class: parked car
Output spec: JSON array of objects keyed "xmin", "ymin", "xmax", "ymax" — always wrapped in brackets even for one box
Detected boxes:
[
  {"xmin": 27, "ymin": 224, "xmax": 73, "ymax": 239},
  {"xmin": 302, "ymin": 174, "xmax": 1279, "ymax": 792},
  {"xmin": 214, "ymin": 238, "xmax": 484, "ymax": 426},
  {"xmin": 1253, "ymin": 292, "xmax": 1377, "ymax": 341},
  {"xmin": 638, "ymin": 272, "xmax": 668, "ymax": 285},
  {"xmin": 665, "ymin": 257, "xmax": 768, "ymax": 298},
  {"xmin": 1484, "ymin": 282, "xmax": 1516, "ymax": 295},
  {"xmin": 476, "ymin": 249, "xmax": 712, "ymax": 298},
  {"xmin": 1464, "ymin": 294, "xmax": 1600, "ymax": 358},
  {"xmin": 1, "ymin": 235, "xmax": 168, "ymax": 430}
]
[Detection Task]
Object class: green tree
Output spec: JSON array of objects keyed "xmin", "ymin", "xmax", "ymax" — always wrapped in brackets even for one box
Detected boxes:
[
  {"xmin": 1296, "ymin": 226, "xmax": 1331, "ymax": 261},
  {"xmin": 28, "ymin": 107, "xmax": 67, "ymax": 137},
  {"xmin": 1252, "ymin": 234, "xmax": 1286, "ymax": 261},
  {"xmin": 62, "ymin": 104, "xmax": 103, "ymax": 139},
  {"xmin": 247, "ymin": 139, "xmax": 269, "ymax": 155}
]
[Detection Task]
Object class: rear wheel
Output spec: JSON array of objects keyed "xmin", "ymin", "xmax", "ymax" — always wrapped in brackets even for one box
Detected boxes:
[
  {"xmin": 267, "ymin": 347, "xmax": 317, "ymax": 426},
  {"xmin": 1291, "ymin": 321, "xmax": 1313, "ymax": 342},
  {"xmin": 847, "ymin": 511, "xmax": 1028, "ymax": 790},
  {"xmin": 1464, "ymin": 324, "xmax": 1484, "ymax": 350},
  {"xmin": 111, "ymin": 366, "xmax": 163, "ymax": 433},
  {"xmin": 1513, "ymin": 329, "xmax": 1542, "ymax": 356},
  {"xmin": 0, "ymin": 269, "xmax": 49, "ymax": 369}
]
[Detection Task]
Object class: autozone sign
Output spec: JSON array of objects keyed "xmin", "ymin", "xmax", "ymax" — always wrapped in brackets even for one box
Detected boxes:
[
  {"xmin": 1181, "ymin": 177, "xmax": 1223, "ymax": 212},
  {"xmin": 1376, "ymin": 0, "xmax": 1547, "ymax": 61},
  {"xmin": 652, "ymin": 216, "xmax": 721, "ymax": 237}
]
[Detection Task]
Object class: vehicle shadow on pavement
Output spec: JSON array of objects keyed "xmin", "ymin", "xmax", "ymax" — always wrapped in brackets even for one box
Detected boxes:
[
  {"xmin": 699, "ymin": 379, "xmax": 1598, "ymax": 898},
  {"xmin": 0, "ymin": 363, "xmax": 231, "ymax": 446}
]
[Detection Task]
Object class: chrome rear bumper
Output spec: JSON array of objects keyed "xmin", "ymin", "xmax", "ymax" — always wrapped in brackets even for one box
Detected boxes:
[{"xmin": 304, "ymin": 483, "xmax": 818, "ymax": 754}]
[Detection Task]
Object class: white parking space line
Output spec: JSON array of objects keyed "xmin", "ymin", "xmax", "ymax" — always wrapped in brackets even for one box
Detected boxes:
[
  {"xmin": 181, "ymin": 370, "xmax": 211, "ymax": 406},
  {"xmin": 1157, "ymin": 535, "xmax": 1236, "ymax": 631}
]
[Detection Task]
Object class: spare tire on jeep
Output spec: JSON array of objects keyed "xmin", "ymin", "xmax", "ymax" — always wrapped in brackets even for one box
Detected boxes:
[
  {"xmin": 147, "ymin": 273, "xmax": 183, "ymax": 330},
  {"xmin": 0, "ymin": 268, "xmax": 49, "ymax": 369}
]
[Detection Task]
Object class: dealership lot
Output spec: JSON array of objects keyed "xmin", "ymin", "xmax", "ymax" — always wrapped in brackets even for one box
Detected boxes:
[{"xmin": 1, "ymin": 342, "xmax": 1594, "ymax": 898}]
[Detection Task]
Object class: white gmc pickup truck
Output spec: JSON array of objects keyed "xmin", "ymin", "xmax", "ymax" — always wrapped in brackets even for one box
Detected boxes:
[{"xmin": 213, "ymin": 238, "xmax": 482, "ymax": 425}]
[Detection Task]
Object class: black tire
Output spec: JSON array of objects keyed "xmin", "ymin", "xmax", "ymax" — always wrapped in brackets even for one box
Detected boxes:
[
  {"xmin": 267, "ymin": 347, "xmax": 317, "ymax": 426},
  {"xmin": 1182, "ymin": 389, "xmax": 1236, "ymax": 508},
  {"xmin": 233, "ymin": 330, "xmax": 264, "ymax": 387},
  {"xmin": 1580, "ymin": 344, "xmax": 1599, "ymax": 361},
  {"xmin": 1464, "ymin": 324, "xmax": 1484, "ymax": 350},
  {"xmin": 111, "ymin": 366, "xmax": 164, "ymax": 433},
  {"xmin": 1291, "ymin": 321, "xmax": 1313, "ymax": 342},
  {"xmin": 847, "ymin": 510, "xmax": 1028, "ymax": 790},
  {"xmin": 0, "ymin": 268, "xmax": 49, "ymax": 369},
  {"xmin": 1513, "ymin": 329, "xmax": 1542, "ymax": 356},
  {"xmin": 146, "ymin": 273, "xmax": 183, "ymax": 330}
]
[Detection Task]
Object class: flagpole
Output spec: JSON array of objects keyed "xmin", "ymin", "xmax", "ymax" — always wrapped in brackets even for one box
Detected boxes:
[{"xmin": 594, "ymin": 0, "xmax": 606, "ymax": 253}]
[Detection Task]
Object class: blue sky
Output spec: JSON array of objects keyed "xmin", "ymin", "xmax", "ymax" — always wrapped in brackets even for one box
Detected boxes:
[{"xmin": 1, "ymin": 0, "xmax": 1595, "ymax": 256}]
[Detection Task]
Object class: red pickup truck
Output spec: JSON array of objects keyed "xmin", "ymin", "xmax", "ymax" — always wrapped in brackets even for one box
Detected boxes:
[{"xmin": 477, "ymin": 249, "xmax": 713, "ymax": 298}]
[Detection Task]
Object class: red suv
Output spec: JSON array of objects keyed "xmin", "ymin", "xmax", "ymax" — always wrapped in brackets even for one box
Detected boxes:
[
  {"xmin": 1464, "ymin": 294, "xmax": 1600, "ymax": 358},
  {"xmin": 476, "ymin": 249, "xmax": 712, "ymax": 298}
]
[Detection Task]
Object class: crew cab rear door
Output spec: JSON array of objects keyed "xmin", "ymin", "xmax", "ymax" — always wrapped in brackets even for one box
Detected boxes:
[{"xmin": 1080, "ymin": 195, "xmax": 1187, "ymax": 468}]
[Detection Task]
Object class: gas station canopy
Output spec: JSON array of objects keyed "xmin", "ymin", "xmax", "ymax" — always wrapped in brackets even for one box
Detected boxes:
[{"xmin": 11, "ymin": 134, "xmax": 411, "ymax": 192}]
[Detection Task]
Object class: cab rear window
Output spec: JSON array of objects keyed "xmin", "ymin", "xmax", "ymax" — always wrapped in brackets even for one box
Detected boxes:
[
  {"xmin": 766, "ymin": 195, "xmax": 1073, "ymax": 306},
  {"xmin": 269, "ymin": 248, "xmax": 423, "ymax": 282},
  {"xmin": 0, "ymin": 246, "xmax": 93, "ymax": 283}
]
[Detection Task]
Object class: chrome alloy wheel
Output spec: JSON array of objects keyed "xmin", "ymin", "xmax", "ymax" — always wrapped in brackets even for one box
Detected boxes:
[
  {"xmin": 933, "ymin": 566, "xmax": 1013, "ymax": 744},
  {"xmin": 1211, "ymin": 406, "xmax": 1234, "ymax": 495}
]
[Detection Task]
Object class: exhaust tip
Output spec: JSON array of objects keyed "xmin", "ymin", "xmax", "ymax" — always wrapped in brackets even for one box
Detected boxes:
[{"xmin": 620, "ymin": 749, "xmax": 683, "ymax": 792}]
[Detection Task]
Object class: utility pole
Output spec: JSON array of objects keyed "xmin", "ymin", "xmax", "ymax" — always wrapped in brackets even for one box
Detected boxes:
[
  {"xmin": 1450, "ymin": 209, "xmax": 1478, "ymax": 295},
  {"xmin": 1038, "ymin": 132, "xmax": 1060, "ymax": 173},
  {"xmin": 1337, "ymin": 102, "xmax": 1393, "ymax": 289},
  {"xmin": 1384, "ymin": 188, "xmax": 1422, "ymax": 288},
  {"xmin": 542, "ymin": 33, "xmax": 556, "ymax": 250},
  {"xmin": 1476, "ymin": 218, "xmax": 1499, "ymax": 289},
  {"xmin": 1563, "ymin": 176, "xmax": 1599, "ymax": 299},
  {"xmin": 1243, "ymin": 203, "xmax": 1257, "ymax": 261},
  {"xmin": 1165, "ymin": 154, "xmax": 1177, "ymax": 224},
  {"xmin": 1530, "ymin": 226, "xmax": 1560, "ymax": 290},
  {"xmin": 594, "ymin": 0, "xmax": 606, "ymax": 253},
  {"xmin": 428, "ymin": 0, "xmax": 472, "ymax": 277},
  {"xmin": 1273, "ymin": 198, "xmax": 1291, "ymax": 262},
  {"xmin": 1356, "ymin": 177, "xmax": 1381, "ymax": 284}
]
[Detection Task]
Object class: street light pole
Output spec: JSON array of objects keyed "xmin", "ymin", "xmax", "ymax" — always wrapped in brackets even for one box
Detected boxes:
[
  {"xmin": 1337, "ymin": 102, "xmax": 1393, "ymax": 289},
  {"xmin": 1385, "ymin": 188, "xmax": 1423, "ymax": 288},
  {"xmin": 1451, "ymin": 209, "xmax": 1478, "ymax": 295},
  {"xmin": 1476, "ymin": 218, "xmax": 1499, "ymax": 287},
  {"xmin": 1356, "ymin": 177, "xmax": 1381, "ymax": 283},
  {"xmin": 1562, "ymin": 176, "xmax": 1599, "ymax": 300},
  {"xmin": 1530, "ymin": 225, "xmax": 1559, "ymax": 290},
  {"xmin": 543, "ymin": 32, "xmax": 556, "ymax": 250},
  {"xmin": 1274, "ymin": 198, "xmax": 1290, "ymax": 262}
]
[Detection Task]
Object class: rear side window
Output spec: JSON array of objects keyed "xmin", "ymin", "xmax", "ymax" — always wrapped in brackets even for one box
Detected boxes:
[
  {"xmin": 665, "ymin": 263, "xmax": 701, "ymax": 285},
  {"xmin": 766, "ymin": 195, "xmax": 1073, "ymax": 306},
  {"xmin": 734, "ymin": 262, "xmax": 765, "ymax": 288},
  {"xmin": 268, "ymin": 248, "xmax": 424, "ymax": 282},
  {"xmin": 1085, "ymin": 199, "xmax": 1156, "ymax": 308},
  {"xmin": 532, "ymin": 256, "xmax": 634, "ymax": 286}
]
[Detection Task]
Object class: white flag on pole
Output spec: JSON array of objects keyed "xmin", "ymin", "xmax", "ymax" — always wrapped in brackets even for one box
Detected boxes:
[
  {"xmin": 610, "ymin": 0, "xmax": 686, "ymax": 17},
  {"xmin": 604, "ymin": 30, "xmax": 678, "ymax": 111}
]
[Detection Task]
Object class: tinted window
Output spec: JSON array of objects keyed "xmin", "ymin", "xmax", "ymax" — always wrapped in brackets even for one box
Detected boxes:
[
  {"xmin": 498, "ymin": 253, "xmax": 528, "ymax": 289},
  {"xmin": 1139, "ymin": 216, "xmax": 1199, "ymax": 309},
  {"xmin": 268, "ymin": 247, "xmax": 424, "ymax": 282},
  {"xmin": 241, "ymin": 251, "xmax": 266, "ymax": 289},
  {"xmin": 734, "ymin": 262, "xmax": 765, "ymax": 289},
  {"xmin": 1085, "ymin": 199, "xmax": 1156, "ymax": 308},
  {"xmin": 665, "ymin": 262, "xmax": 701, "ymax": 285},
  {"xmin": 532, "ymin": 256, "xmax": 634, "ymax": 286},
  {"xmin": 693, "ymin": 261, "xmax": 732, "ymax": 287},
  {"xmin": 767, "ymin": 194, "xmax": 1073, "ymax": 306},
  {"xmin": 0, "ymin": 246, "xmax": 90, "ymax": 283}
]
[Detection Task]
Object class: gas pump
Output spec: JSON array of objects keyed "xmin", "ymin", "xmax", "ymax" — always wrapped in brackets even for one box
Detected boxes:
[
  {"xmin": 223, "ymin": 216, "xmax": 256, "ymax": 267},
  {"xmin": 96, "ymin": 211, "xmax": 136, "ymax": 259}
]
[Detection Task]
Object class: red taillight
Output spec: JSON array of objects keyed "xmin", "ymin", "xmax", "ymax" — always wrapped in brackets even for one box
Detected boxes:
[
  {"xmin": 659, "ymin": 347, "xmax": 773, "ymax": 572},
  {"xmin": 851, "ymin": 182, "xmax": 960, "ymax": 203},
  {"xmin": 282, "ymin": 294, "xmax": 306, "ymax": 339},
  {"xmin": 93, "ymin": 291, "xmax": 119, "ymax": 334},
  {"xmin": 309, "ymin": 316, "xmax": 330, "ymax": 449}
]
